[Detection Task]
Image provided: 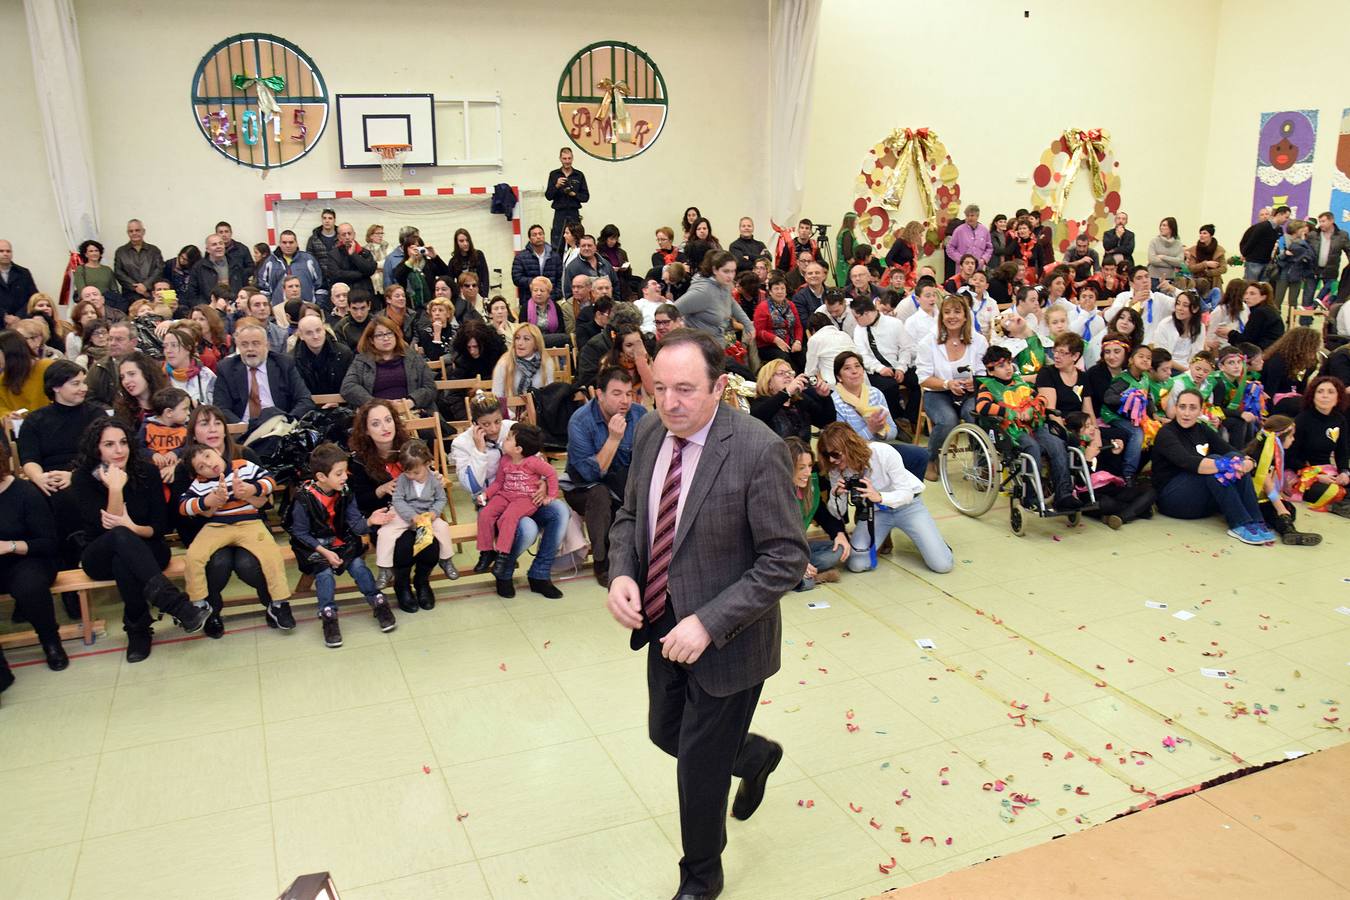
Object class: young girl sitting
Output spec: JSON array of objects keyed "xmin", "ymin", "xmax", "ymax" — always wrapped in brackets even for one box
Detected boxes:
[
  {"xmin": 375, "ymin": 439, "xmax": 459, "ymax": 601},
  {"xmin": 1165, "ymin": 350, "xmax": 1216, "ymax": 418},
  {"xmin": 179, "ymin": 445, "xmax": 293, "ymax": 622},
  {"xmin": 1213, "ymin": 345, "xmax": 1262, "ymax": 449},
  {"xmin": 1101, "ymin": 344, "xmax": 1158, "ymax": 483},
  {"xmin": 475, "ymin": 424, "xmax": 560, "ymax": 595},
  {"xmin": 1244, "ymin": 415, "xmax": 1321, "ymax": 545},
  {"xmin": 1065, "ymin": 411, "xmax": 1156, "ymax": 529}
]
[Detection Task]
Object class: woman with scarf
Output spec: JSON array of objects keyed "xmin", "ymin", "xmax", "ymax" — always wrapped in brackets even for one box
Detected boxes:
[
  {"xmin": 491, "ymin": 323, "xmax": 554, "ymax": 412},
  {"xmin": 783, "ymin": 436, "xmax": 847, "ymax": 589},
  {"xmin": 365, "ymin": 224, "xmax": 388, "ymax": 292},
  {"xmin": 378, "ymin": 283, "xmax": 419, "ymax": 344},
  {"xmin": 392, "ymin": 236, "xmax": 447, "ymax": 314},
  {"xmin": 522, "ymin": 276, "xmax": 572, "ymax": 348},
  {"xmin": 598, "ymin": 224, "xmax": 638, "ymax": 298},
  {"xmin": 1288, "ymin": 375, "xmax": 1350, "ymax": 515},
  {"xmin": 754, "ymin": 272, "xmax": 805, "ymax": 371},
  {"xmin": 1012, "ymin": 218, "xmax": 1050, "ymax": 284},
  {"xmin": 188, "ymin": 305, "xmax": 231, "ymax": 371},
  {"xmin": 831, "ymin": 350, "xmax": 929, "ymax": 483},
  {"xmin": 1185, "ymin": 224, "xmax": 1228, "ymax": 304},
  {"xmin": 340, "ymin": 315, "xmax": 437, "ymax": 416},
  {"xmin": 74, "ymin": 319, "xmax": 110, "ymax": 371},
  {"xmin": 160, "ymin": 323, "xmax": 216, "ymax": 406}
]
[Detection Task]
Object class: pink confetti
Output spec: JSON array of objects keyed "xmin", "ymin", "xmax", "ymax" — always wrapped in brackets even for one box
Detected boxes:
[
  {"xmin": 849, "ymin": 802, "xmax": 863, "ymax": 813},
  {"xmin": 422, "ymin": 765, "xmax": 431, "ymax": 774},
  {"xmin": 944, "ymin": 837, "xmax": 954, "ymax": 846},
  {"xmin": 456, "ymin": 812, "xmax": 469, "ymax": 822},
  {"xmin": 868, "ymin": 817, "xmax": 882, "ymax": 829},
  {"xmin": 846, "ymin": 723, "xmax": 860, "ymax": 733},
  {"xmin": 498, "ymin": 663, "xmax": 507, "ymax": 671},
  {"xmin": 759, "ymin": 699, "xmax": 772, "ymax": 705},
  {"xmin": 542, "ymin": 641, "xmax": 551, "ymax": 649},
  {"xmin": 1051, "ymin": 534, "xmax": 1062, "ymax": 542}
]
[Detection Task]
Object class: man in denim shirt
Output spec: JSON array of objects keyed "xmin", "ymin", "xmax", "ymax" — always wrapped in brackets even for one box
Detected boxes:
[{"xmin": 561, "ymin": 366, "xmax": 646, "ymax": 586}]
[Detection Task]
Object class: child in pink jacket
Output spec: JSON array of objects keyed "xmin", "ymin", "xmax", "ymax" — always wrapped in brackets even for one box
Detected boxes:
[{"xmin": 476, "ymin": 423, "xmax": 559, "ymax": 585}]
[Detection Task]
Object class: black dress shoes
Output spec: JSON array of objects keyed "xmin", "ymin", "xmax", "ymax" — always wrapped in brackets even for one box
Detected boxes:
[
  {"xmin": 731, "ymin": 740, "xmax": 783, "ymax": 820},
  {"xmin": 671, "ymin": 888, "xmax": 721, "ymax": 900},
  {"xmin": 42, "ymin": 640, "xmax": 69, "ymax": 671}
]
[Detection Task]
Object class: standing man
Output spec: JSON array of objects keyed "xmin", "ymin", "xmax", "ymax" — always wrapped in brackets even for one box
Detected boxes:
[
  {"xmin": 1308, "ymin": 211, "xmax": 1350, "ymax": 301},
  {"xmin": 546, "ymin": 147, "xmax": 589, "ymax": 249},
  {"xmin": 511, "ymin": 224, "xmax": 562, "ymax": 305},
  {"xmin": 191, "ymin": 233, "xmax": 250, "ymax": 301},
  {"xmin": 113, "ymin": 219, "xmax": 164, "ymax": 303},
  {"xmin": 1238, "ymin": 205, "xmax": 1290, "ymax": 283},
  {"xmin": 306, "ymin": 208, "xmax": 340, "ymax": 286},
  {"xmin": 946, "ymin": 204, "xmax": 992, "ymax": 270},
  {"xmin": 259, "ymin": 230, "xmax": 325, "ymax": 304},
  {"xmin": 728, "ymin": 217, "xmax": 766, "ymax": 272},
  {"xmin": 775, "ymin": 219, "xmax": 817, "ymax": 274},
  {"xmin": 0, "ymin": 239, "xmax": 39, "ymax": 326},
  {"xmin": 1102, "ymin": 211, "xmax": 1136, "ymax": 268},
  {"xmin": 214, "ymin": 221, "xmax": 254, "ymax": 274},
  {"xmin": 606, "ymin": 329, "xmax": 807, "ymax": 900},
  {"xmin": 321, "ymin": 223, "xmax": 375, "ymax": 298}
]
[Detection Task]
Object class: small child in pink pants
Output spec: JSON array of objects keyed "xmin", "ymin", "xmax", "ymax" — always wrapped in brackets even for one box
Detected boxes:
[{"xmin": 476, "ymin": 423, "xmax": 558, "ymax": 580}]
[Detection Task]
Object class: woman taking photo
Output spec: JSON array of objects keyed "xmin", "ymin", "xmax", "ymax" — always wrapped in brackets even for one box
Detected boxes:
[
  {"xmin": 1151, "ymin": 389, "xmax": 1276, "ymax": 545},
  {"xmin": 447, "ymin": 228, "xmax": 490, "ymax": 294},
  {"xmin": 522, "ymin": 276, "xmax": 572, "ymax": 348},
  {"xmin": 783, "ymin": 435, "xmax": 848, "ymax": 589},
  {"xmin": 392, "ymin": 237, "xmax": 446, "ymax": 313},
  {"xmin": 188, "ymin": 305, "xmax": 231, "ymax": 371},
  {"xmin": 1215, "ymin": 281, "xmax": 1284, "ymax": 350},
  {"xmin": 18, "ymin": 361, "xmax": 108, "ymax": 496},
  {"xmin": 916, "ymin": 297, "xmax": 988, "ymax": 478},
  {"xmin": 449, "ymin": 392, "xmax": 568, "ymax": 596},
  {"xmin": 1260, "ymin": 326, "xmax": 1322, "ymax": 417},
  {"xmin": 341, "ymin": 316, "xmax": 438, "ymax": 416},
  {"xmin": 752, "ymin": 358, "xmax": 836, "ymax": 441},
  {"xmin": 0, "ymin": 439, "xmax": 68, "ymax": 672},
  {"xmin": 71, "ymin": 419, "xmax": 210, "ymax": 662},
  {"xmin": 754, "ymin": 272, "xmax": 805, "ymax": 371},
  {"xmin": 1152, "ymin": 291, "xmax": 1205, "ymax": 372},
  {"xmin": 348, "ymin": 400, "xmax": 443, "ymax": 612},
  {"xmin": 161, "ymin": 322, "xmax": 216, "ymax": 406},
  {"xmin": 114, "ymin": 350, "xmax": 168, "ymax": 428},
  {"xmin": 491, "ymin": 323, "xmax": 554, "ymax": 408},
  {"xmin": 816, "ymin": 422, "xmax": 953, "ymax": 574}
]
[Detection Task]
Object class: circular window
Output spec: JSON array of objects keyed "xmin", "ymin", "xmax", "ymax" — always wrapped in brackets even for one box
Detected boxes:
[
  {"xmin": 190, "ymin": 33, "xmax": 329, "ymax": 170},
  {"xmin": 556, "ymin": 41, "xmax": 668, "ymax": 162}
]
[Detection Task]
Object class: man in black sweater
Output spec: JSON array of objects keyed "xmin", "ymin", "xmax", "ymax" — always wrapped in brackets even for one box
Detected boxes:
[
  {"xmin": 546, "ymin": 147, "xmax": 589, "ymax": 249},
  {"xmin": 728, "ymin": 218, "xmax": 767, "ymax": 272},
  {"xmin": 1238, "ymin": 205, "xmax": 1290, "ymax": 283}
]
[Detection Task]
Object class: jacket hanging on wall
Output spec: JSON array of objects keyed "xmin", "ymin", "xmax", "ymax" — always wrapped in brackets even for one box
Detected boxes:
[{"xmin": 491, "ymin": 184, "xmax": 516, "ymax": 220}]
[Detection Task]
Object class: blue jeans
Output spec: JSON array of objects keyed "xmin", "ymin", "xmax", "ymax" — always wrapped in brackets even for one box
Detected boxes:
[
  {"xmin": 891, "ymin": 442, "xmax": 930, "ymax": 480},
  {"xmin": 1017, "ymin": 426, "xmax": 1072, "ymax": 497},
  {"xmin": 1107, "ymin": 420, "xmax": 1144, "ymax": 481},
  {"xmin": 1243, "ymin": 261, "xmax": 1267, "ymax": 283},
  {"xmin": 924, "ymin": 390, "xmax": 975, "ymax": 453},
  {"xmin": 315, "ymin": 556, "xmax": 379, "ymax": 611},
  {"xmin": 796, "ymin": 539, "xmax": 845, "ymax": 591},
  {"xmin": 847, "ymin": 500, "xmax": 953, "ymax": 574},
  {"xmin": 1157, "ymin": 471, "xmax": 1262, "ymax": 529},
  {"xmin": 503, "ymin": 498, "xmax": 569, "ymax": 579},
  {"xmin": 1200, "ymin": 287, "xmax": 1222, "ymax": 312}
]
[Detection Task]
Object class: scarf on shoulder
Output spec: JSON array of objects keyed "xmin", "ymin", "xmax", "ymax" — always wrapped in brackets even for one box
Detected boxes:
[
  {"xmin": 404, "ymin": 268, "xmax": 429, "ymax": 310},
  {"xmin": 769, "ymin": 299, "xmax": 798, "ymax": 341},
  {"xmin": 514, "ymin": 352, "xmax": 542, "ymax": 395},
  {"xmin": 796, "ymin": 471, "xmax": 820, "ymax": 530},
  {"xmin": 836, "ymin": 380, "xmax": 881, "ymax": 418},
  {"xmin": 165, "ymin": 360, "xmax": 201, "ymax": 383}
]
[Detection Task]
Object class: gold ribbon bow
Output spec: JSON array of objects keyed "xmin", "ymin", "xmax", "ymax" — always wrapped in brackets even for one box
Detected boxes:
[
  {"xmin": 595, "ymin": 78, "xmax": 632, "ymax": 144},
  {"xmin": 1051, "ymin": 128, "xmax": 1111, "ymax": 219},
  {"xmin": 877, "ymin": 127, "xmax": 940, "ymax": 224}
]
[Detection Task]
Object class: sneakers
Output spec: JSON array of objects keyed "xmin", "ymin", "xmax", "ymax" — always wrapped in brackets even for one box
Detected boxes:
[
  {"xmin": 267, "ymin": 602, "xmax": 297, "ymax": 631},
  {"xmin": 375, "ymin": 567, "xmax": 393, "ymax": 591},
  {"xmin": 1227, "ymin": 524, "xmax": 1274, "ymax": 545},
  {"xmin": 320, "ymin": 607, "xmax": 343, "ymax": 648},
  {"xmin": 173, "ymin": 600, "xmax": 211, "ymax": 635},
  {"xmin": 439, "ymin": 558, "xmax": 460, "ymax": 580},
  {"xmin": 372, "ymin": 595, "xmax": 397, "ymax": 632}
]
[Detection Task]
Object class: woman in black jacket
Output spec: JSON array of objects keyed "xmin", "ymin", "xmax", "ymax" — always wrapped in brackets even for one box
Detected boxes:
[
  {"xmin": 71, "ymin": 418, "xmax": 209, "ymax": 662},
  {"xmin": 1219, "ymin": 282, "xmax": 1285, "ymax": 350},
  {"xmin": 438, "ymin": 320, "xmax": 506, "ymax": 424},
  {"xmin": 1259, "ymin": 326, "xmax": 1320, "ymax": 416},
  {"xmin": 0, "ymin": 439, "xmax": 68, "ymax": 684},
  {"xmin": 446, "ymin": 228, "xmax": 490, "ymax": 295},
  {"xmin": 750, "ymin": 358, "xmax": 836, "ymax": 441}
]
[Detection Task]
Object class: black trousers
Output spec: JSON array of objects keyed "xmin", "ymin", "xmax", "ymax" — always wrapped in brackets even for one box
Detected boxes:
[
  {"xmin": 550, "ymin": 208, "xmax": 581, "ymax": 249},
  {"xmin": 757, "ymin": 343, "xmax": 806, "ymax": 376},
  {"xmin": 80, "ymin": 527, "xmax": 171, "ymax": 626},
  {"xmin": 646, "ymin": 609, "xmax": 775, "ymax": 894},
  {"xmin": 564, "ymin": 474, "xmax": 624, "ymax": 567},
  {"xmin": 868, "ymin": 370, "xmax": 919, "ymax": 423},
  {"xmin": 204, "ymin": 547, "xmax": 271, "ymax": 608},
  {"xmin": 0, "ymin": 555, "xmax": 60, "ymax": 643}
]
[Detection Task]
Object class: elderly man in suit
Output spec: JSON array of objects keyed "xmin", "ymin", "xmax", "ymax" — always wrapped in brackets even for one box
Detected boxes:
[
  {"xmin": 606, "ymin": 328, "xmax": 808, "ymax": 900},
  {"xmin": 214, "ymin": 317, "xmax": 316, "ymax": 428}
]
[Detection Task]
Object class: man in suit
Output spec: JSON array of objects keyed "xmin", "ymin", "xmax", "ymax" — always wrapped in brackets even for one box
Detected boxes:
[
  {"xmin": 606, "ymin": 328, "xmax": 808, "ymax": 900},
  {"xmin": 213, "ymin": 318, "xmax": 316, "ymax": 428}
]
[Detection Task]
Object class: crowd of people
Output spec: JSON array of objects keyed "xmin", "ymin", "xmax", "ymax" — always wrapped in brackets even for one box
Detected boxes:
[{"xmin": 1, "ymin": 168, "xmax": 1349, "ymax": 694}]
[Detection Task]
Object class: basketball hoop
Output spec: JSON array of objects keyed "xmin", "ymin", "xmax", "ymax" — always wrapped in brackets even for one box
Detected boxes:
[{"xmin": 370, "ymin": 143, "xmax": 411, "ymax": 182}]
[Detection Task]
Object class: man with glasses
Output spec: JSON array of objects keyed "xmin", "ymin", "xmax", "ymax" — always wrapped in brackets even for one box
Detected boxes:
[
  {"xmin": 214, "ymin": 319, "xmax": 315, "ymax": 427},
  {"xmin": 653, "ymin": 304, "xmax": 683, "ymax": 343}
]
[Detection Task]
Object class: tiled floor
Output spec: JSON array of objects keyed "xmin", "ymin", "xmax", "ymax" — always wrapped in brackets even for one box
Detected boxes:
[{"xmin": 2, "ymin": 506, "xmax": 1348, "ymax": 899}]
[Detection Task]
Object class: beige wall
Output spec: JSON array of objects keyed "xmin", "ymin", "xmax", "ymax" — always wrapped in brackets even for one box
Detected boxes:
[{"xmin": 7, "ymin": 0, "xmax": 771, "ymax": 289}]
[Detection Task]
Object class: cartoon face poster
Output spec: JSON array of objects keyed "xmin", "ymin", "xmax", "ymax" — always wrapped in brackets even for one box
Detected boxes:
[
  {"xmin": 1329, "ymin": 109, "xmax": 1350, "ymax": 236},
  {"xmin": 1251, "ymin": 109, "xmax": 1317, "ymax": 223}
]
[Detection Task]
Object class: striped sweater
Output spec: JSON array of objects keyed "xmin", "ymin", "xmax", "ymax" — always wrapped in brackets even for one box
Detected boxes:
[{"xmin": 179, "ymin": 458, "xmax": 276, "ymax": 522}]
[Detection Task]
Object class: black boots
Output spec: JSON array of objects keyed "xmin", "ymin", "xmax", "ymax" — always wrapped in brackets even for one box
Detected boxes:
[
  {"xmin": 124, "ymin": 614, "xmax": 154, "ymax": 664},
  {"xmin": 528, "ymin": 578, "xmax": 563, "ymax": 599},
  {"xmin": 492, "ymin": 554, "xmax": 515, "ymax": 598},
  {"xmin": 473, "ymin": 551, "xmax": 497, "ymax": 574},
  {"xmin": 393, "ymin": 567, "xmax": 418, "ymax": 613},
  {"xmin": 204, "ymin": 599, "xmax": 225, "ymax": 639},
  {"xmin": 40, "ymin": 639, "xmax": 69, "ymax": 671},
  {"xmin": 413, "ymin": 569, "xmax": 436, "ymax": 610},
  {"xmin": 145, "ymin": 575, "xmax": 210, "ymax": 634}
]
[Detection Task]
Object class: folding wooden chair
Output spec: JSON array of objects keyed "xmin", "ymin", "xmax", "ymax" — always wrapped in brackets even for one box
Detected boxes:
[
  {"xmin": 436, "ymin": 377, "xmax": 490, "ymax": 434},
  {"xmin": 310, "ymin": 393, "xmax": 344, "ymax": 407},
  {"xmin": 544, "ymin": 346, "xmax": 572, "ymax": 384},
  {"xmin": 226, "ymin": 421, "xmax": 248, "ymax": 437}
]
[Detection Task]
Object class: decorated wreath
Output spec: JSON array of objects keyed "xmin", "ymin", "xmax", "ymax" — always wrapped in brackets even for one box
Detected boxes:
[
  {"xmin": 1029, "ymin": 129, "xmax": 1122, "ymax": 255},
  {"xmin": 852, "ymin": 127, "xmax": 962, "ymax": 261}
]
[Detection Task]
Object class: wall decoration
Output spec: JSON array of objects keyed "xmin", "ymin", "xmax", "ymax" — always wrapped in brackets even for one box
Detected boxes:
[
  {"xmin": 1329, "ymin": 109, "xmax": 1350, "ymax": 235},
  {"xmin": 1251, "ymin": 109, "xmax": 1317, "ymax": 223},
  {"xmin": 190, "ymin": 33, "xmax": 329, "ymax": 170},
  {"xmin": 852, "ymin": 127, "xmax": 961, "ymax": 259},
  {"xmin": 1029, "ymin": 129, "xmax": 1122, "ymax": 255},
  {"xmin": 556, "ymin": 41, "xmax": 668, "ymax": 161}
]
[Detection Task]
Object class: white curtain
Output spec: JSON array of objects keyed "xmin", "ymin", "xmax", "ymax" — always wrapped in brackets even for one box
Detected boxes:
[
  {"xmin": 768, "ymin": 0, "xmax": 823, "ymax": 225},
  {"xmin": 24, "ymin": 0, "xmax": 99, "ymax": 253}
]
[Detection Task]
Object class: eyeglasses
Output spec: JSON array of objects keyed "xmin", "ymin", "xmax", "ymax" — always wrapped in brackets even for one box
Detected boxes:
[
  {"xmin": 824, "ymin": 450, "xmax": 842, "ymax": 461},
  {"xmin": 463, "ymin": 283, "xmax": 479, "ymax": 289},
  {"xmin": 654, "ymin": 318, "xmax": 672, "ymax": 326},
  {"xmin": 373, "ymin": 331, "xmax": 395, "ymax": 340}
]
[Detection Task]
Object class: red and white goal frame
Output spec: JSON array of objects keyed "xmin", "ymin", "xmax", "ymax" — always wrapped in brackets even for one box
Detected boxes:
[{"xmin": 263, "ymin": 185, "xmax": 523, "ymax": 250}]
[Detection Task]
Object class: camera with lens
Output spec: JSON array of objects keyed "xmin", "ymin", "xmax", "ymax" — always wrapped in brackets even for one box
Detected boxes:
[
  {"xmin": 813, "ymin": 222, "xmax": 831, "ymax": 239},
  {"xmin": 803, "ymin": 374, "xmax": 818, "ymax": 390},
  {"xmin": 843, "ymin": 475, "xmax": 869, "ymax": 507}
]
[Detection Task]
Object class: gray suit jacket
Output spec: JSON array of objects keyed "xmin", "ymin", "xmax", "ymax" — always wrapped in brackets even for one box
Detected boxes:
[{"xmin": 610, "ymin": 403, "xmax": 808, "ymax": 697}]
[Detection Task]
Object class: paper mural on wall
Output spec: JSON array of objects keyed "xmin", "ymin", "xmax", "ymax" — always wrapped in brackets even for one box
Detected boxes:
[
  {"xmin": 1251, "ymin": 109, "xmax": 1317, "ymax": 223},
  {"xmin": 191, "ymin": 33, "xmax": 329, "ymax": 170},
  {"xmin": 1329, "ymin": 109, "xmax": 1350, "ymax": 235},
  {"xmin": 557, "ymin": 41, "xmax": 668, "ymax": 161}
]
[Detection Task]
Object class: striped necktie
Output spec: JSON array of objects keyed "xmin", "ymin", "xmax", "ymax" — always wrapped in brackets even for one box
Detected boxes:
[{"xmin": 643, "ymin": 437, "xmax": 688, "ymax": 624}]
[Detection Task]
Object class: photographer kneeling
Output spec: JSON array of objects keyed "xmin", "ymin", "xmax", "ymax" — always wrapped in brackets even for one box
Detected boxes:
[
  {"xmin": 784, "ymin": 437, "xmax": 849, "ymax": 589},
  {"xmin": 816, "ymin": 422, "xmax": 953, "ymax": 574}
]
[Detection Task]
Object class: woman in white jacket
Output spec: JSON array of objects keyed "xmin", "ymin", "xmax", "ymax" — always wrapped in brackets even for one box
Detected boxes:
[
  {"xmin": 1150, "ymin": 291, "xmax": 1205, "ymax": 372},
  {"xmin": 816, "ymin": 422, "xmax": 953, "ymax": 574}
]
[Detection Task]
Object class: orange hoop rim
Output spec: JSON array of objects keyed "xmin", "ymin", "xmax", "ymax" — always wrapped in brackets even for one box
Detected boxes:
[{"xmin": 370, "ymin": 143, "xmax": 411, "ymax": 158}]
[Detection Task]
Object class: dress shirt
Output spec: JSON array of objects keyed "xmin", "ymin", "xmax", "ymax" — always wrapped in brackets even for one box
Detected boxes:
[{"xmin": 647, "ymin": 414, "xmax": 715, "ymax": 550}]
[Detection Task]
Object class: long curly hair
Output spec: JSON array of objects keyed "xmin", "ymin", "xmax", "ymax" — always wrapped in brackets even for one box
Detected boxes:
[
  {"xmin": 74, "ymin": 417, "xmax": 155, "ymax": 488},
  {"xmin": 349, "ymin": 398, "xmax": 410, "ymax": 481},
  {"xmin": 113, "ymin": 351, "xmax": 169, "ymax": 424},
  {"xmin": 1263, "ymin": 326, "xmax": 1321, "ymax": 377}
]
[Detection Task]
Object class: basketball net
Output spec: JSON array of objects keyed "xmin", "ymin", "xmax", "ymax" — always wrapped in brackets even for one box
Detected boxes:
[{"xmin": 371, "ymin": 143, "xmax": 410, "ymax": 182}]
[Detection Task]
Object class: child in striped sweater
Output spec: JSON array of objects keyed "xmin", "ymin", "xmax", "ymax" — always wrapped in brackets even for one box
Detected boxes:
[{"xmin": 179, "ymin": 446, "xmax": 293, "ymax": 615}]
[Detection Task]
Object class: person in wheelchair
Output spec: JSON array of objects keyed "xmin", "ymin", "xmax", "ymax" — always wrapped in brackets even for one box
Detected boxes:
[
  {"xmin": 815, "ymin": 422, "xmax": 953, "ymax": 575},
  {"xmin": 973, "ymin": 346, "xmax": 1083, "ymax": 512}
]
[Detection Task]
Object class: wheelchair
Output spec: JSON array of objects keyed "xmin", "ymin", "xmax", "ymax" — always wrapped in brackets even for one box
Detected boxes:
[{"xmin": 936, "ymin": 413, "xmax": 1096, "ymax": 536}]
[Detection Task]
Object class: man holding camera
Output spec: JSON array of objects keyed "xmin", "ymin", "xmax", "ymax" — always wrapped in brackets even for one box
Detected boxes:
[{"xmin": 546, "ymin": 147, "xmax": 589, "ymax": 249}]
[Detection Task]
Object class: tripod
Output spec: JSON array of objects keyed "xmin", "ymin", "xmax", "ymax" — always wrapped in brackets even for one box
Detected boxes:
[{"xmin": 813, "ymin": 223, "xmax": 835, "ymax": 282}]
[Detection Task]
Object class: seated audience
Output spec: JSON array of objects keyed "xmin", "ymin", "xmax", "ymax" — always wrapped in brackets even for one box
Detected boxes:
[
  {"xmin": 915, "ymin": 296, "xmax": 989, "ymax": 478},
  {"xmin": 0, "ymin": 439, "xmax": 68, "ymax": 672},
  {"xmin": 113, "ymin": 350, "xmax": 168, "ymax": 429},
  {"xmin": 374, "ymin": 439, "xmax": 460, "ymax": 607},
  {"xmin": 415, "ymin": 297, "xmax": 458, "ymax": 360},
  {"xmin": 0, "ymin": 328, "xmax": 54, "ymax": 420},
  {"xmin": 334, "ymin": 289, "xmax": 376, "ymax": 351},
  {"xmin": 751, "ymin": 358, "xmax": 836, "ymax": 441},
  {"xmin": 521, "ymin": 276, "xmax": 572, "ymax": 348},
  {"xmin": 1288, "ymin": 375, "xmax": 1350, "ymax": 516},
  {"xmin": 161, "ymin": 322, "xmax": 216, "ymax": 405},
  {"xmin": 292, "ymin": 311, "xmax": 354, "ymax": 399},
  {"xmin": 213, "ymin": 318, "xmax": 316, "ymax": 427},
  {"xmin": 340, "ymin": 316, "xmax": 437, "ymax": 416},
  {"xmin": 492, "ymin": 323, "xmax": 554, "ymax": 408},
  {"xmin": 475, "ymin": 423, "xmax": 560, "ymax": 595}
]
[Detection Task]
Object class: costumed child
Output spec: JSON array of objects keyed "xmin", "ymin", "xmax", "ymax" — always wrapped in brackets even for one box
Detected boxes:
[
  {"xmin": 1287, "ymin": 375, "xmax": 1350, "ymax": 516},
  {"xmin": 178, "ymin": 444, "xmax": 294, "ymax": 626},
  {"xmin": 139, "ymin": 386, "xmax": 191, "ymax": 483},
  {"xmin": 1148, "ymin": 347, "xmax": 1173, "ymax": 420},
  {"xmin": 1243, "ymin": 416, "xmax": 1321, "ymax": 544},
  {"xmin": 475, "ymin": 423, "xmax": 560, "ymax": 593},
  {"xmin": 1165, "ymin": 350, "xmax": 1216, "ymax": 418},
  {"xmin": 1213, "ymin": 345, "xmax": 1263, "ymax": 450},
  {"xmin": 374, "ymin": 439, "xmax": 460, "ymax": 593},
  {"xmin": 1101, "ymin": 343, "xmax": 1159, "ymax": 483},
  {"xmin": 974, "ymin": 345, "xmax": 1082, "ymax": 511},
  {"xmin": 287, "ymin": 442, "xmax": 397, "ymax": 648},
  {"xmin": 1065, "ymin": 411, "xmax": 1156, "ymax": 528}
]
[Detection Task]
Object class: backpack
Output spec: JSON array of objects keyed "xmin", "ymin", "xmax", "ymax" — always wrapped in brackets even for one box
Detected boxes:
[{"xmin": 531, "ymin": 382, "xmax": 584, "ymax": 450}]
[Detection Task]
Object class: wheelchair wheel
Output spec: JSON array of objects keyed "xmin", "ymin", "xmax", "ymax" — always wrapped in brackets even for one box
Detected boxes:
[
  {"xmin": 1067, "ymin": 511, "xmax": 1082, "ymax": 527},
  {"xmin": 1009, "ymin": 498, "xmax": 1026, "ymax": 536},
  {"xmin": 939, "ymin": 423, "xmax": 999, "ymax": 517}
]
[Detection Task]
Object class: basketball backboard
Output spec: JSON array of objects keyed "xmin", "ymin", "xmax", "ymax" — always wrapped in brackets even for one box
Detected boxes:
[{"xmin": 335, "ymin": 93, "xmax": 436, "ymax": 169}]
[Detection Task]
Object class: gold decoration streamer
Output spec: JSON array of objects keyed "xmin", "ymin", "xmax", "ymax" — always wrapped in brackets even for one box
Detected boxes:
[
  {"xmin": 878, "ymin": 128, "xmax": 939, "ymax": 224},
  {"xmin": 1049, "ymin": 128, "xmax": 1110, "ymax": 219},
  {"xmin": 595, "ymin": 78, "xmax": 632, "ymax": 144}
]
